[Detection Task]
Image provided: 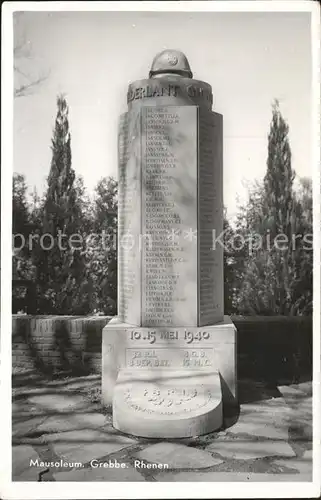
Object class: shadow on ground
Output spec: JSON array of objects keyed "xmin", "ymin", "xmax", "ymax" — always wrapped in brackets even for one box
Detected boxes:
[{"xmin": 11, "ymin": 369, "xmax": 313, "ymax": 482}]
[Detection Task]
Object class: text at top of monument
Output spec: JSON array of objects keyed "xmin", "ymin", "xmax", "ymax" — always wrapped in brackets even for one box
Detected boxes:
[
  {"xmin": 118, "ymin": 49, "xmax": 224, "ymax": 328},
  {"xmin": 127, "ymin": 49, "xmax": 213, "ymax": 108}
]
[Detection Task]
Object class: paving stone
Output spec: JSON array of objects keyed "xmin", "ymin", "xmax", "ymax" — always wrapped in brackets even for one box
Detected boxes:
[
  {"xmin": 293, "ymin": 399, "xmax": 311, "ymax": 411},
  {"xmin": 42, "ymin": 427, "xmax": 132, "ymax": 444},
  {"xmin": 293, "ymin": 398, "xmax": 313, "ymax": 416},
  {"xmin": 288, "ymin": 396, "xmax": 312, "ymax": 443},
  {"xmin": 242, "ymin": 397, "xmax": 290, "ymax": 421},
  {"xmin": 273, "ymin": 457, "xmax": 312, "ymax": 477},
  {"xmin": 134, "ymin": 442, "xmax": 222, "ymax": 469},
  {"xmin": 46, "ymin": 374, "xmax": 100, "ymax": 387},
  {"xmin": 12, "ymin": 416, "xmax": 48, "ymax": 439},
  {"xmin": 37, "ymin": 412, "xmax": 107, "ymax": 434},
  {"xmin": 289, "ymin": 415, "xmax": 312, "ymax": 430},
  {"xmin": 278, "ymin": 385, "xmax": 303, "ymax": 398},
  {"xmin": 227, "ymin": 398, "xmax": 291, "ymax": 442},
  {"xmin": 206, "ymin": 439, "xmax": 295, "ymax": 460},
  {"xmin": 155, "ymin": 471, "xmax": 312, "ymax": 482},
  {"xmin": 63, "ymin": 379, "xmax": 100, "ymax": 391},
  {"xmin": 12, "ymin": 401, "xmax": 25, "ymax": 413},
  {"xmin": 289, "ymin": 422, "xmax": 312, "ymax": 442},
  {"xmin": 228, "ymin": 419, "xmax": 289, "ymax": 441},
  {"xmin": 53, "ymin": 465, "xmax": 144, "ymax": 481},
  {"xmin": 290, "ymin": 381, "xmax": 312, "ymax": 397},
  {"xmin": 28, "ymin": 394, "xmax": 86, "ymax": 411},
  {"xmin": 51, "ymin": 428, "xmax": 136, "ymax": 464},
  {"xmin": 303, "ymin": 448, "xmax": 313, "ymax": 459},
  {"xmin": 278, "ymin": 387, "xmax": 313, "ymax": 415},
  {"xmin": 76, "ymin": 412, "xmax": 108, "ymax": 427},
  {"xmin": 241, "ymin": 397, "xmax": 291, "ymax": 417},
  {"xmin": 13, "ymin": 387, "xmax": 49, "ymax": 398},
  {"xmin": 12, "ymin": 445, "xmax": 43, "ymax": 481}
]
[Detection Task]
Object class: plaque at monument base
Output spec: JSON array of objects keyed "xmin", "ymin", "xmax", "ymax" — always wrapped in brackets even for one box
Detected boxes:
[
  {"xmin": 113, "ymin": 370, "xmax": 222, "ymax": 438},
  {"xmin": 102, "ymin": 50, "xmax": 238, "ymax": 437}
]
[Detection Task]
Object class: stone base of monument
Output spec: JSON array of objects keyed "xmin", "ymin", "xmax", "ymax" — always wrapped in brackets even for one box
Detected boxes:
[
  {"xmin": 113, "ymin": 369, "xmax": 222, "ymax": 438},
  {"xmin": 102, "ymin": 316, "xmax": 237, "ymax": 438}
]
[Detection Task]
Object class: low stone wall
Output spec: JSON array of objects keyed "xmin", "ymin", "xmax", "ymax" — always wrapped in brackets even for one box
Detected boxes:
[
  {"xmin": 12, "ymin": 315, "xmax": 111, "ymax": 375},
  {"xmin": 12, "ymin": 315, "xmax": 312, "ymax": 382}
]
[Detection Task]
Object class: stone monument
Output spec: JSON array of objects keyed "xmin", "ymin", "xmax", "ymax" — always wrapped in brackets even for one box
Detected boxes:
[{"xmin": 102, "ymin": 50, "xmax": 237, "ymax": 438}]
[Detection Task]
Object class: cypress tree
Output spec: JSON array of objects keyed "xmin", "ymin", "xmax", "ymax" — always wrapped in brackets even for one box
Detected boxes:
[
  {"xmin": 44, "ymin": 94, "xmax": 77, "ymax": 233},
  {"xmin": 37, "ymin": 95, "xmax": 86, "ymax": 314},
  {"xmin": 263, "ymin": 99, "xmax": 295, "ymax": 240},
  {"xmin": 237, "ymin": 101, "xmax": 312, "ymax": 315}
]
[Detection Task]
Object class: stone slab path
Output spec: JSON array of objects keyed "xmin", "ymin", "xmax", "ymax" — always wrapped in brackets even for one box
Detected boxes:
[{"xmin": 12, "ymin": 374, "xmax": 313, "ymax": 482}]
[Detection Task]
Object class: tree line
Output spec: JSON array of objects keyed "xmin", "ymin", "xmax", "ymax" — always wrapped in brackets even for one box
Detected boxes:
[{"xmin": 12, "ymin": 96, "xmax": 312, "ymax": 316}]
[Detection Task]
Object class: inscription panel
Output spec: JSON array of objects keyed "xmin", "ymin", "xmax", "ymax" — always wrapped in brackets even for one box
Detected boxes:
[
  {"xmin": 198, "ymin": 110, "xmax": 224, "ymax": 325},
  {"xmin": 126, "ymin": 348, "xmax": 214, "ymax": 369},
  {"xmin": 123, "ymin": 385, "xmax": 213, "ymax": 415},
  {"xmin": 141, "ymin": 106, "xmax": 198, "ymax": 327},
  {"xmin": 118, "ymin": 111, "xmax": 142, "ymax": 325}
]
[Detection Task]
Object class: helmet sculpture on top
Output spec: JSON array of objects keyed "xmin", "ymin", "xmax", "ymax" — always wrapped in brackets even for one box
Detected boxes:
[{"xmin": 149, "ymin": 49, "xmax": 193, "ymax": 79}]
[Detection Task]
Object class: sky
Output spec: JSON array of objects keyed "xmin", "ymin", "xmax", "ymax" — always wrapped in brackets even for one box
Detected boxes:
[{"xmin": 13, "ymin": 10, "xmax": 312, "ymax": 218}]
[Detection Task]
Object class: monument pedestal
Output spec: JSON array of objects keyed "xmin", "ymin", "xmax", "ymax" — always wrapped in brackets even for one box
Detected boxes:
[{"xmin": 102, "ymin": 317, "xmax": 237, "ymax": 436}]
